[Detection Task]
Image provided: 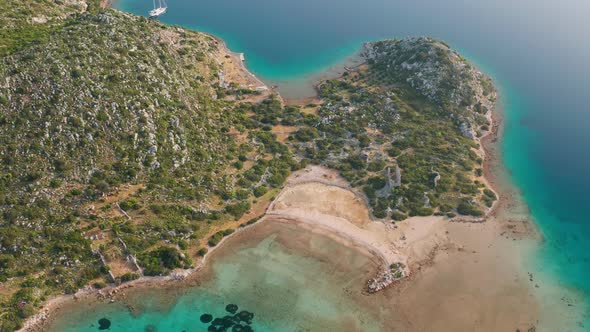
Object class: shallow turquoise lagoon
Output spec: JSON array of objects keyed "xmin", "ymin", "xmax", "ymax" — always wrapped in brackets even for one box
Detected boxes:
[{"xmin": 47, "ymin": 222, "xmax": 383, "ymax": 332}]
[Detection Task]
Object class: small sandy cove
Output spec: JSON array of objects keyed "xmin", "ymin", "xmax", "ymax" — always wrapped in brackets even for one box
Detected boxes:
[{"xmin": 266, "ymin": 166, "xmax": 448, "ymax": 275}]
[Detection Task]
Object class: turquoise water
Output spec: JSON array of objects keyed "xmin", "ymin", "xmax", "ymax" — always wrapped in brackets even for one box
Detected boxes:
[
  {"xmin": 48, "ymin": 222, "xmax": 384, "ymax": 332},
  {"xmin": 82, "ymin": 0, "xmax": 590, "ymax": 329}
]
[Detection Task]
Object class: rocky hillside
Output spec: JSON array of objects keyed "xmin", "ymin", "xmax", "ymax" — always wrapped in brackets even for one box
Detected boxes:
[
  {"xmin": 288, "ymin": 38, "xmax": 497, "ymax": 220},
  {"xmin": 362, "ymin": 37, "xmax": 496, "ymax": 139},
  {"xmin": 0, "ymin": 8, "xmax": 295, "ymax": 331},
  {"xmin": 1, "ymin": 11, "xmax": 237, "ymax": 197},
  {"xmin": 0, "ymin": 0, "xmax": 100, "ymax": 57}
]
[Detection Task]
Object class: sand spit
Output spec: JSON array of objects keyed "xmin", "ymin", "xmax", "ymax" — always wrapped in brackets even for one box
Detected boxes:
[
  {"xmin": 267, "ymin": 166, "xmax": 449, "ymax": 273},
  {"xmin": 263, "ymin": 164, "xmax": 540, "ymax": 331}
]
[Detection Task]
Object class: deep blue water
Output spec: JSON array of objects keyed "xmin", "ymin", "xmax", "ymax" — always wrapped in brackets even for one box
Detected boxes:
[{"xmin": 116, "ymin": 0, "xmax": 590, "ymax": 329}]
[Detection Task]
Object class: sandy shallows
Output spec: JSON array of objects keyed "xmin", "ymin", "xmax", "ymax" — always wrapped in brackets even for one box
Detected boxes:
[
  {"xmin": 266, "ymin": 165, "xmax": 540, "ymax": 331},
  {"xmin": 268, "ymin": 166, "xmax": 451, "ymax": 271}
]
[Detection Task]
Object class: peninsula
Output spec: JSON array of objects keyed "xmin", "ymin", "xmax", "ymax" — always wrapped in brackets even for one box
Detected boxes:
[{"xmin": 0, "ymin": 1, "xmax": 538, "ymax": 331}]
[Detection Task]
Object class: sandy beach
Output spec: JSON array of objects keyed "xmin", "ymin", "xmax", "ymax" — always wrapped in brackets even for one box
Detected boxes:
[
  {"xmin": 262, "ymin": 161, "xmax": 541, "ymax": 331},
  {"xmin": 266, "ymin": 166, "xmax": 448, "ymax": 273}
]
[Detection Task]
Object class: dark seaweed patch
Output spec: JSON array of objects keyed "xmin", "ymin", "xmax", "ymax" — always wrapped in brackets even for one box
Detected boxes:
[
  {"xmin": 211, "ymin": 317, "xmax": 225, "ymax": 326},
  {"xmin": 202, "ymin": 303, "xmax": 256, "ymax": 331},
  {"xmin": 236, "ymin": 311, "xmax": 254, "ymax": 324},
  {"xmin": 225, "ymin": 304, "xmax": 238, "ymax": 314},
  {"xmin": 97, "ymin": 318, "xmax": 111, "ymax": 330}
]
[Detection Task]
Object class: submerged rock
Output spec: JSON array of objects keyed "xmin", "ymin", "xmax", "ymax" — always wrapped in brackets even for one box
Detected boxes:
[
  {"xmin": 211, "ymin": 317, "xmax": 225, "ymax": 326},
  {"xmin": 222, "ymin": 315, "xmax": 238, "ymax": 326},
  {"xmin": 200, "ymin": 313, "xmax": 213, "ymax": 323},
  {"xmin": 97, "ymin": 318, "xmax": 111, "ymax": 330},
  {"xmin": 236, "ymin": 311, "xmax": 254, "ymax": 324},
  {"xmin": 367, "ymin": 265, "xmax": 406, "ymax": 293},
  {"xmin": 225, "ymin": 303, "xmax": 239, "ymax": 314}
]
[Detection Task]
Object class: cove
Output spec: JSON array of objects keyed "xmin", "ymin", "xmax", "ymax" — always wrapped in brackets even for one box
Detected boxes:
[
  {"xmin": 113, "ymin": 0, "xmax": 589, "ymax": 329},
  {"xmin": 46, "ymin": 220, "xmax": 385, "ymax": 332}
]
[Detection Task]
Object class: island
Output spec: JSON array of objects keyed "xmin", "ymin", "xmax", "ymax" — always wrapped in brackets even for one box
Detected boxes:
[{"xmin": 0, "ymin": 1, "xmax": 537, "ymax": 331}]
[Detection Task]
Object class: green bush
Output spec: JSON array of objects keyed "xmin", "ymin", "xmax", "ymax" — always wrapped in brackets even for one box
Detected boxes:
[
  {"xmin": 293, "ymin": 127, "xmax": 319, "ymax": 142},
  {"xmin": 207, "ymin": 229, "xmax": 235, "ymax": 247},
  {"xmin": 120, "ymin": 272, "xmax": 139, "ymax": 282},
  {"xmin": 253, "ymin": 186, "xmax": 268, "ymax": 197},
  {"xmin": 119, "ymin": 198, "xmax": 141, "ymax": 211},
  {"xmin": 225, "ymin": 201, "xmax": 250, "ymax": 219},
  {"xmin": 391, "ymin": 211, "xmax": 407, "ymax": 221},
  {"xmin": 139, "ymin": 246, "xmax": 187, "ymax": 276},
  {"xmin": 457, "ymin": 200, "xmax": 483, "ymax": 216},
  {"xmin": 197, "ymin": 248, "xmax": 208, "ymax": 256},
  {"xmin": 410, "ymin": 207, "xmax": 434, "ymax": 216},
  {"xmin": 93, "ymin": 281, "xmax": 106, "ymax": 289},
  {"xmin": 483, "ymin": 189, "xmax": 496, "ymax": 200}
]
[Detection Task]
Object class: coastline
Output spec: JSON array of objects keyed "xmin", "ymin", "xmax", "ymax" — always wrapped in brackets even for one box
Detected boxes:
[
  {"xmin": 20, "ymin": 7, "xmax": 549, "ymax": 332},
  {"xmin": 24, "ymin": 102, "xmax": 541, "ymax": 331}
]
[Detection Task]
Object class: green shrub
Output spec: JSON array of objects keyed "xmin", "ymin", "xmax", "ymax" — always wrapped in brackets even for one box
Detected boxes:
[
  {"xmin": 483, "ymin": 189, "xmax": 496, "ymax": 200},
  {"xmin": 120, "ymin": 272, "xmax": 139, "ymax": 283},
  {"xmin": 197, "ymin": 248, "xmax": 208, "ymax": 256},
  {"xmin": 293, "ymin": 127, "xmax": 319, "ymax": 142},
  {"xmin": 93, "ymin": 281, "xmax": 106, "ymax": 289},
  {"xmin": 139, "ymin": 246, "xmax": 187, "ymax": 276},
  {"xmin": 346, "ymin": 155, "xmax": 367, "ymax": 170},
  {"xmin": 253, "ymin": 186, "xmax": 268, "ymax": 197},
  {"xmin": 119, "ymin": 198, "xmax": 141, "ymax": 211},
  {"xmin": 225, "ymin": 201, "xmax": 250, "ymax": 219},
  {"xmin": 410, "ymin": 207, "xmax": 434, "ymax": 216},
  {"xmin": 457, "ymin": 200, "xmax": 483, "ymax": 216},
  {"xmin": 391, "ymin": 211, "xmax": 407, "ymax": 221}
]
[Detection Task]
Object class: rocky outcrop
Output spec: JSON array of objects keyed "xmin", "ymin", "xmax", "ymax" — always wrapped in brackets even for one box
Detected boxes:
[
  {"xmin": 367, "ymin": 262, "xmax": 406, "ymax": 293},
  {"xmin": 362, "ymin": 37, "xmax": 496, "ymax": 135}
]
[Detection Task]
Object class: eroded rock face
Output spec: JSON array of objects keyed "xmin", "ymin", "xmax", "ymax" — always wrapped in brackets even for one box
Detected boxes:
[{"xmin": 459, "ymin": 121, "xmax": 476, "ymax": 139}]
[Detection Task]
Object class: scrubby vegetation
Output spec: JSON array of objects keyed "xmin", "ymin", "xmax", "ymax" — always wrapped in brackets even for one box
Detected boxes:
[
  {"xmin": 0, "ymin": 4, "xmax": 496, "ymax": 330},
  {"xmin": 287, "ymin": 38, "xmax": 497, "ymax": 220},
  {"xmin": 0, "ymin": 0, "xmax": 100, "ymax": 57},
  {"xmin": 0, "ymin": 4, "xmax": 296, "ymax": 330}
]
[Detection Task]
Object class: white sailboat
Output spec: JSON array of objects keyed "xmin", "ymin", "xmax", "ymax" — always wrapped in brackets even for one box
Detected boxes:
[{"xmin": 149, "ymin": 0, "xmax": 167, "ymax": 18}]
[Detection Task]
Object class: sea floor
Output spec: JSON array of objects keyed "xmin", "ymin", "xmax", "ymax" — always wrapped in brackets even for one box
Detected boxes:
[{"xmin": 46, "ymin": 220, "xmax": 386, "ymax": 332}]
